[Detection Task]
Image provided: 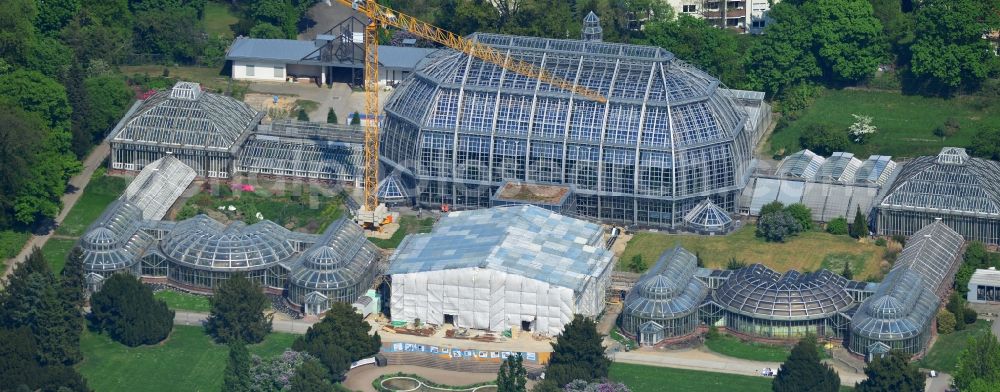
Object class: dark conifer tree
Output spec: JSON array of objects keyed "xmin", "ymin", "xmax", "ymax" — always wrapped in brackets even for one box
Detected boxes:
[
  {"xmin": 289, "ymin": 358, "xmax": 335, "ymax": 392},
  {"xmin": 841, "ymin": 262, "xmax": 854, "ymax": 280},
  {"xmin": 856, "ymin": 351, "xmax": 925, "ymax": 392},
  {"xmin": 89, "ymin": 274, "xmax": 174, "ymax": 346},
  {"xmin": 292, "ymin": 302, "xmax": 380, "ymax": 380},
  {"xmin": 497, "ymin": 354, "xmax": 528, "ymax": 392},
  {"xmin": 851, "ymin": 208, "xmax": 868, "ymax": 239},
  {"xmin": 205, "ymin": 273, "xmax": 272, "ymax": 344},
  {"xmin": 222, "ymin": 340, "xmax": 253, "ymax": 392},
  {"xmin": 773, "ymin": 335, "xmax": 840, "ymax": 392},
  {"xmin": 542, "ymin": 315, "xmax": 610, "ymax": 388}
]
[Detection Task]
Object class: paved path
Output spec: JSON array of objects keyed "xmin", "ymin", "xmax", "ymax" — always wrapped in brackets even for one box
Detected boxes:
[
  {"xmin": 174, "ymin": 311, "xmax": 315, "ymax": 334},
  {"xmin": 3, "ymin": 142, "xmax": 109, "ymax": 281}
]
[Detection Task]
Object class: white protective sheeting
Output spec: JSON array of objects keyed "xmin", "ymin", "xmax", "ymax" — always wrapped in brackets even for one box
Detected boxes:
[{"xmin": 388, "ymin": 205, "xmax": 614, "ymax": 335}]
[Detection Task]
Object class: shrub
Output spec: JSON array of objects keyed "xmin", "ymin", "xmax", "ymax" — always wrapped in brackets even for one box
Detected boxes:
[
  {"xmin": 326, "ymin": 108, "xmax": 338, "ymax": 124},
  {"xmin": 757, "ymin": 210, "xmax": 803, "ymax": 242},
  {"xmin": 937, "ymin": 309, "xmax": 956, "ymax": 334},
  {"xmin": 875, "ymin": 238, "xmax": 887, "ymax": 247},
  {"xmin": 296, "ymin": 109, "xmax": 309, "ymax": 122},
  {"xmin": 626, "ymin": 255, "xmax": 646, "ymax": 273},
  {"xmin": 800, "ymin": 125, "xmax": 849, "ymax": 156},
  {"xmin": 785, "ymin": 203, "xmax": 813, "ymax": 231},
  {"xmin": 964, "ymin": 307, "xmax": 978, "ymax": 325},
  {"xmin": 89, "ymin": 274, "xmax": 174, "ymax": 346},
  {"xmin": 826, "ymin": 217, "xmax": 848, "ymax": 235},
  {"xmin": 726, "ymin": 258, "xmax": 747, "ymax": 270}
]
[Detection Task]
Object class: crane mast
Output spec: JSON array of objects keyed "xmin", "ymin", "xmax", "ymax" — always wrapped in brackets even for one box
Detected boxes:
[{"xmin": 333, "ymin": 0, "xmax": 608, "ymax": 228}]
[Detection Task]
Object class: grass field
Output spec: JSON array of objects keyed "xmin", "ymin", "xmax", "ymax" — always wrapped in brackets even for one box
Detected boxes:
[
  {"xmin": 918, "ymin": 320, "xmax": 991, "ymax": 372},
  {"xmin": 202, "ymin": 1, "xmax": 238, "ymax": 38},
  {"xmin": 41, "ymin": 238, "xmax": 77, "ymax": 274},
  {"xmin": 0, "ymin": 229, "xmax": 30, "ymax": 270},
  {"xmin": 621, "ymin": 225, "xmax": 884, "ymax": 279},
  {"xmin": 79, "ymin": 326, "xmax": 297, "ymax": 392},
  {"xmin": 370, "ymin": 216, "xmax": 436, "ymax": 249},
  {"xmin": 704, "ymin": 335, "xmax": 792, "ymax": 362},
  {"xmin": 610, "ymin": 362, "xmax": 774, "ymax": 392},
  {"xmin": 610, "ymin": 362, "xmax": 852, "ymax": 392},
  {"xmin": 153, "ymin": 291, "xmax": 212, "ymax": 313},
  {"xmin": 120, "ymin": 66, "xmax": 232, "ymax": 93},
  {"xmin": 56, "ymin": 173, "xmax": 129, "ymax": 237},
  {"xmin": 767, "ymin": 89, "xmax": 1000, "ymax": 158}
]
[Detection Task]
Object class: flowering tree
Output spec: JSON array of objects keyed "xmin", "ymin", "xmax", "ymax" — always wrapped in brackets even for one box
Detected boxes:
[
  {"xmin": 249, "ymin": 350, "xmax": 314, "ymax": 392},
  {"xmin": 848, "ymin": 114, "xmax": 877, "ymax": 144},
  {"xmin": 563, "ymin": 380, "xmax": 632, "ymax": 392}
]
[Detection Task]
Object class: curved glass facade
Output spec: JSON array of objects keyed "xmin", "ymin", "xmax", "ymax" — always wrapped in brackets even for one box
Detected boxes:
[
  {"xmin": 711, "ymin": 264, "xmax": 855, "ymax": 339},
  {"xmin": 287, "ymin": 219, "xmax": 381, "ymax": 314},
  {"xmin": 876, "ymin": 147, "xmax": 1000, "ymax": 246},
  {"xmin": 381, "ymin": 33, "xmax": 768, "ymax": 228},
  {"xmin": 620, "ymin": 247, "xmax": 709, "ymax": 345}
]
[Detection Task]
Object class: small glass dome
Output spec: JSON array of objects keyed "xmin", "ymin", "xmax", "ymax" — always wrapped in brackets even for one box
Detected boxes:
[{"xmin": 683, "ymin": 199, "xmax": 734, "ymax": 234}]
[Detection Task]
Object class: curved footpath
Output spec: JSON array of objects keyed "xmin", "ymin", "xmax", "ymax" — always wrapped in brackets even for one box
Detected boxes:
[{"xmin": 2, "ymin": 142, "xmax": 109, "ymax": 281}]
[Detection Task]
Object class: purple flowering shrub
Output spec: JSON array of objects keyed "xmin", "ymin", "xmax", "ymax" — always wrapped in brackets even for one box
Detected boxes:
[{"xmin": 249, "ymin": 349, "xmax": 314, "ymax": 391}]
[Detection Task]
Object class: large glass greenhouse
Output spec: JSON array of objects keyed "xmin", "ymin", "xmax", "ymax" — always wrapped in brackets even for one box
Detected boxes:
[
  {"xmin": 620, "ymin": 246, "xmax": 710, "ymax": 345},
  {"xmin": 850, "ymin": 221, "xmax": 964, "ymax": 358},
  {"xmin": 875, "ymin": 147, "xmax": 1000, "ymax": 246},
  {"xmin": 380, "ymin": 33, "xmax": 770, "ymax": 229},
  {"xmin": 709, "ymin": 264, "xmax": 855, "ymax": 339},
  {"xmin": 80, "ymin": 157, "xmax": 382, "ymax": 314}
]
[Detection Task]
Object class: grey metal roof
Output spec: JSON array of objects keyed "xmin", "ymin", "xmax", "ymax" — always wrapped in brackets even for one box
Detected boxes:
[
  {"xmin": 160, "ymin": 215, "xmax": 297, "ymax": 270},
  {"xmin": 879, "ymin": 147, "xmax": 1000, "ymax": 217},
  {"xmin": 287, "ymin": 219, "xmax": 381, "ymax": 291},
  {"xmin": 387, "ymin": 205, "xmax": 614, "ymax": 292},
  {"xmin": 683, "ymin": 199, "xmax": 734, "ymax": 232},
  {"xmin": 226, "ymin": 37, "xmax": 437, "ymax": 69},
  {"xmin": 712, "ymin": 264, "xmax": 855, "ymax": 320},
  {"xmin": 892, "ymin": 220, "xmax": 964, "ymax": 294},
  {"xmin": 623, "ymin": 246, "xmax": 710, "ymax": 320},
  {"xmin": 776, "ymin": 150, "xmax": 825, "ymax": 180},
  {"xmin": 122, "ymin": 155, "xmax": 196, "ymax": 221},
  {"xmin": 109, "ymin": 82, "xmax": 261, "ymax": 151}
]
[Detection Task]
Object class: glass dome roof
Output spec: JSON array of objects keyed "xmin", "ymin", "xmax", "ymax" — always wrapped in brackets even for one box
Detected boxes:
[
  {"xmin": 683, "ymin": 199, "xmax": 734, "ymax": 233},
  {"xmin": 850, "ymin": 268, "xmax": 939, "ymax": 340},
  {"xmin": 879, "ymin": 148, "xmax": 1000, "ymax": 217},
  {"xmin": 623, "ymin": 246, "xmax": 709, "ymax": 320},
  {"xmin": 712, "ymin": 264, "xmax": 854, "ymax": 320},
  {"xmin": 80, "ymin": 199, "xmax": 152, "ymax": 272},
  {"xmin": 160, "ymin": 215, "xmax": 296, "ymax": 270},
  {"xmin": 287, "ymin": 219, "xmax": 381, "ymax": 290}
]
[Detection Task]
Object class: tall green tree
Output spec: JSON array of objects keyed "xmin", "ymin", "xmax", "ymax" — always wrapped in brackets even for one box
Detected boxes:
[
  {"xmin": 909, "ymin": 0, "xmax": 1000, "ymax": 93},
  {"xmin": 82, "ymin": 76, "xmax": 134, "ymax": 146},
  {"xmin": 34, "ymin": 0, "xmax": 80, "ymax": 35},
  {"xmin": 785, "ymin": 203, "xmax": 814, "ymax": 231},
  {"xmin": 969, "ymin": 128, "xmax": 1000, "ymax": 161},
  {"xmin": 289, "ymin": 358, "xmax": 336, "ymax": 392},
  {"xmin": 803, "ymin": 0, "xmax": 885, "ymax": 83},
  {"xmin": 498, "ymin": 354, "xmax": 528, "ymax": 392},
  {"xmin": 292, "ymin": 302, "xmax": 381, "ymax": 380},
  {"xmin": 0, "ymin": 107, "xmax": 48, "ymax": 229},
  {"xmin": 851, "ymin": 208, "xmax": 868, "ymax": 239},
  {"xmin": 640, "ymin": 15, "xmax": 746, "ymax": 88},
  {"xmin": 955, "ymin": 332, "xmax": 1000, "ymax": 390},
  {"xmin": 856, "ymin": 350, "xmax": 924, "ymax": 392},
  {"xmin": 542, "ymin": 315, "xmax": 610, "ymax": 388},
  {"xmin": 745, "ymin": 2, "xmax": 821, "ymax": 96},
  {"xmin": 206, "ymin": 273, "xmax": 273, "ymax": 344},
  {"xmin": 89, "ymin": 274, "xmax": 174, "ymax": 346},
  {"xmin": 841, "ymin": 262, "xmax": 854, "ymax": 280},
  {"xmin": 222, "ymin": 340, "xmax": 253, "ymax": 392},
  {"xmin": 0, "ymin": 0, "xmax": 38, "ymax": 66},
  {"xmin": 773, "ymin": 335, "xmax": 840, "ymax": 392}
]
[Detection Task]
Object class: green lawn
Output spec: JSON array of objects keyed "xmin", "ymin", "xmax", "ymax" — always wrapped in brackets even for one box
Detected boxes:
[
  {"xmin": 153, "ymin": 290, "xmax": 212, "ymax": 312},
  {"xmin": 370, "ymin": 216, "xmax": 436, "ymax": 249},
  {"xmin": 767, "ymin": 89, "xmax": 1000, "ymax": 158},
  {"xmin": 0, "ymin": 229, "xmax": 30, "ymax": 271},
  {"xmin": 610, "ymin": 362, "xmax": 774, "ymax": 392},
  {"xmin": 56, "ymin": 173, "xmax": 130, "ymax": 237},
  {"xmin": 621, "ymin": 225, "xmax": 884, "ymax": 279},
  {"xmin": 610, "ymin": 328, "xmax": 637, "ymax": 351},
  {"xmin": 79, "ymin": 326, "xmax": 297, "ymax": 392},
  {"xmin": 41, "ymin": 238, "xmax": 77, "ymax": 274},
  {"xmin": 918, "ymin": 320, "xmax": 991, "ymax": 372},
  {"xmin": 704, "ymin": 335, "xmax": 792, "ymax": 362},
  {"xmin": 202, "ymin": 1, "xmax": 238, "ymax": 38},
  {"xmin": 610, "ymin": 362, "xmax": 852, "ymax": 392}
]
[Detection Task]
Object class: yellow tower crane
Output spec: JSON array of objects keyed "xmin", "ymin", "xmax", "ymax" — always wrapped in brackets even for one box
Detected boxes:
[{"xmin": 331, "ymin": 0, "xmax": 608, "ymax": 228}]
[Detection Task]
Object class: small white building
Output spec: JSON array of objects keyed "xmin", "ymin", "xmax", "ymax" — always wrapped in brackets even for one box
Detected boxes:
[
  {"xmin": 968, "ymin": 268, "xmax": 1000, "ymax": 303},
  {"xmin": 387, "ymin": 205, "xmax": 615, "ymax": 336},
  {"xmin": 226, "ymin": 36, "xmax": 436, "ymax": 86}
]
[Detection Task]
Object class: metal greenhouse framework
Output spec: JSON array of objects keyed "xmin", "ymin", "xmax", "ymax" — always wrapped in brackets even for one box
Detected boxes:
[
  {"xmin": 620, "ymin": 247, "xmax": 710, "ymax": 345},
  {"xmin": 875, "ymin": 147, "xmax": 1000, "ymax": 246},
  {"xmin": 381, "ymin": 33, "xmax": 770, "ymax": 229}
]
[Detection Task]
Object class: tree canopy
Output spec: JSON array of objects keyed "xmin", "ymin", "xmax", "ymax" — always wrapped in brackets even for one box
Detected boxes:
[
  {"xmin": 205, "ymin": 273, "xmax": 273, "ymax": 344},
  {"xmin": 498, "ymin": 354, "xmax": 528, "ymax": 392},
  {"xmin": 955, "ymin": 331, "xmax": 1000, "ymax": 390},
  {"xmin": 541, "ymin": 315, "xmax": 610, "ymax": 389},
  {"xmin": 909, "ymin": 0, "xmax": 1000, "ymax": 93},
  {"xmin": 89, "ymin": 273, "xmax": 174, "ymax": 347},
  {"xmin": 222, "ymin": 340, "xmax": 253, "ymax": 392},
  {"xmin": 856, "ymin": 350, "xmax": 925, "ymax": 392},
  {"xmin": 773, "ymin": 335, "xmax": 840, "ymax": 392},
  {"xmin": 291, "ymin": 302, "xmax": 381, "ymax": 380}
]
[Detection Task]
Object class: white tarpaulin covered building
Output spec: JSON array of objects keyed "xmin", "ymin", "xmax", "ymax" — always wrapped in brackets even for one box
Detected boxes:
[{"xmin": 387, "ymin": 205, "xmax": 614, "ymax": 335}]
